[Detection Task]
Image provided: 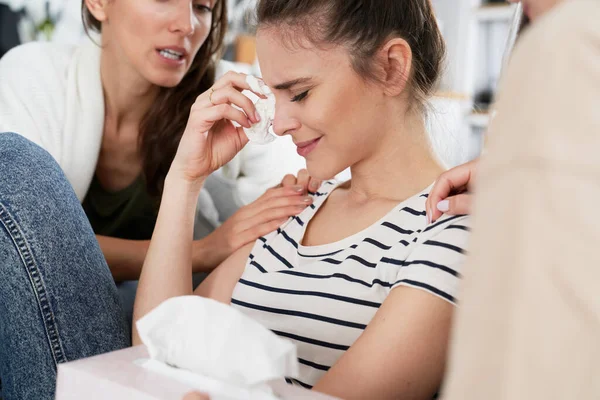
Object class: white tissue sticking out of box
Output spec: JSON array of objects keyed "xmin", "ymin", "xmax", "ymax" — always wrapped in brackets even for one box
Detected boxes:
[
  {"xmin": 244, "ymin": 75, "xmax": 277, "ymax": 145},
  {"xmin": 136, "ymin": 296, "xmax": 299, "ymax": 389}
]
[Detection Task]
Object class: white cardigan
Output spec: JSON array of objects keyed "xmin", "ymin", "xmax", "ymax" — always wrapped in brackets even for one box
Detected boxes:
[{"xmin": 0, "ymin": 39, "xmax": 305, "ymax": 230}]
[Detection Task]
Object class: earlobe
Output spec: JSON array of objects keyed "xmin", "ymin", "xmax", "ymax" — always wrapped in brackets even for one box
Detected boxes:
[
  {"xmin": 381, "ymin": 38, "xmax": 412, "ymax": 96},
  {"xmin": 84, "ymin": 0, "xmax": 108, "ymax": 23}
]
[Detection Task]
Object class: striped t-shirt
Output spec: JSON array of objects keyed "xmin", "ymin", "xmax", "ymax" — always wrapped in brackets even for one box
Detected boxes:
[{"xmin": 231, "ymin": 181, "xmax": 471, "ymax": 389}]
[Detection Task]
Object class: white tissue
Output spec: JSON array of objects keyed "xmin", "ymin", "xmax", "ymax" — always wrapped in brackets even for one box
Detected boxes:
[
  {"xmin": 244, "ymin": 75, "xmax": 277, "ymax": 145},
  {"xmin": 136, "ymin": 296, "xmax": 299, "ymax": 388}
]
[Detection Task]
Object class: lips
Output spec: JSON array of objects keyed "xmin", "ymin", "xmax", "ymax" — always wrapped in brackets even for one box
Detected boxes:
[
  {"xmin": 156, "ymin": 46, "xmax": 189, "ymax": 64},
  {"xmin": 295, "ymin": 137, "xmax": 322, "ymax": 157}
]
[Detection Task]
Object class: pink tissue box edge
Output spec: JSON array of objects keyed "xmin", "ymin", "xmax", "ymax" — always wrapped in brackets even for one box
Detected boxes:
[{"xmin": 56, "ymin": 345, "xmax": 339, "ymax": 400}]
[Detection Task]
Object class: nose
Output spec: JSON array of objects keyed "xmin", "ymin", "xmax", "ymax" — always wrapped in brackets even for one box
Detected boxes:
[
  {"xmin": 272, "ymin": 103, "xmax": 301, "ymax": 136},
  {"xmin": 170, "ymin": 2, "xmax": 196, "ymax": 36}
]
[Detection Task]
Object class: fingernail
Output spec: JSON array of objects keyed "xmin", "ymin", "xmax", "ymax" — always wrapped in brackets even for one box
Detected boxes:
[
  {"xmin": 426, "ymin": 209, "xmax": 431, "ymax": 225},
  {"xmin": 254, "ymin": 111, "xmax": 261, "ymax": 122},
  {"xmin": 437, "ymin": 200, "xmax": 449, "ymax": 212},
  {"xmin": 309, "ymin": 181, "xmax": 319, "ymax": 191},
  {"xmin": 292, "ymin": 185, "xmax": 304, "ymax": 193},
  {"xmin": 302, "ymin": 197, "xmax": 313, "ymax": 204}
]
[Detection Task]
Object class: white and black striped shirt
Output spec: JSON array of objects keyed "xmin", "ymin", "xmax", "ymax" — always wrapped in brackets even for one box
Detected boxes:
[{"xmin": 231, "ymin": 181, "xmax": 471, "ymax": 389}]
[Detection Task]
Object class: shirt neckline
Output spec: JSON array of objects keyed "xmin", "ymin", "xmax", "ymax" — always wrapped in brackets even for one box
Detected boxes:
[{"xmin": 296, "ymin": 182, "xmax": 432, "ymax": 257}]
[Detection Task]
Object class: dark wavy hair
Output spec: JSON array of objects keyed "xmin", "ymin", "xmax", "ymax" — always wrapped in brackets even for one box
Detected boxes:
[
  {"xmin": 82, "ymin": 1, "xmax": 227, "ymax": 195},
  {"xmin": 256, "ymin": 0, "xmax": 445, "ymax": 110}
]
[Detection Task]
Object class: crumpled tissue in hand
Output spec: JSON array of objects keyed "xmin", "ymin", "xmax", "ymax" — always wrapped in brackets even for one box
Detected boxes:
[
  {"xmin": 136, "ymin": 296, "xmax": 299, "ymax": 388},
  {"xmin": 243, "ymin": 75, "xmax": 277, "ymax": 145}
]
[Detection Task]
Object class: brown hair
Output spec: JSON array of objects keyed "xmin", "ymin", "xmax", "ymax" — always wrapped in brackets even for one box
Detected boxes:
[
  {"xmin": 82, "ymin": 1, "xmax": 227, "ymax": 195},
  {"xmin": 256, "ymin": 0, "xmax": 445, "ymax": 108}
]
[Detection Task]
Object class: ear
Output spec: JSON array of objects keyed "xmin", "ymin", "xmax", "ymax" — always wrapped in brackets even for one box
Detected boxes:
[
  {"xmin": 379, "ymin": 38, "xmax": 412, "ymax": 97},
  {"xmin": 84, "ymin": 0, "xmax": 109, "ymax": 23}
]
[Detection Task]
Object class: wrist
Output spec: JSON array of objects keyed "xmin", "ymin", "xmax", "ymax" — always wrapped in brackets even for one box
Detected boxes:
[{"xmin": 164, "ymin": 171, "xmax": 206, "ymax": 198}]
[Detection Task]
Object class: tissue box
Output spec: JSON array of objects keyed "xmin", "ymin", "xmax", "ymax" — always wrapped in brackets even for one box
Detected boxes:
[{"xmin": 56, "ymin": 346, "xmax": 339, "ymax": 400}]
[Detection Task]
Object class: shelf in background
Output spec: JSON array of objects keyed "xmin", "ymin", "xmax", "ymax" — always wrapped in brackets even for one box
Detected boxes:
[
  {"xmin": 467, "ymin": 112, "xmax": 491, "ymax": 129},
  {"xmin": 476, "ymin": 3, "xmax": 518, "ymax": 22}
]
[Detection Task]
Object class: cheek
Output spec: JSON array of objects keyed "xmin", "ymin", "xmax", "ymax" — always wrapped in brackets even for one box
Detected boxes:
[
  {"xmin": 109, "ymin": 6, "xmax": 158, "ymax": 57},
  {"xmin": 314, "ymin": 86, "xmax": 375, "ymax": 147},
  {"xmin": 192, "ymin": 17, "xmax": 212, "ymax": 52}
]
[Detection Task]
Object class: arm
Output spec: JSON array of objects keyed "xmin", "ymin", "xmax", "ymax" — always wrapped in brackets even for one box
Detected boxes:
[
  {"xmin": 313, "ymin": 287, "xmax": 454, "ymax": 400},
  {"xmin": 96, "ymin": 234, "xmax": 244, "ymax": 282},
  {"xmin": 132, "ymin": 70, "xmax": 265, "ymax": 344},
  {"xmin": 98, "ymin": 179, "xmax": 313, "ymax": 282},
  {"xmin": 96, "ymin": 235, "xmax": 149, "ymax": 281},
  {"xmin": 131, "ymin": 175, "xmax": 203, "ymax": 345},
  {"xmin": 315, "ymin": 216, "xmax": 471, "ymax": 399}
]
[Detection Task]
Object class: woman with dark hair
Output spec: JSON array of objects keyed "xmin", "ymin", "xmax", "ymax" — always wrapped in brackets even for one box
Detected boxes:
[
  {"xmin": 0, "ymin": 0, "xmax": 310, "ymax": 320},
  {"xmin": 131, "ymin": 0, "xmax": 472, "ymax": 399},
  {"xmin": 0, "ymin": 0, "xmax": 311, "ymax": 398}
]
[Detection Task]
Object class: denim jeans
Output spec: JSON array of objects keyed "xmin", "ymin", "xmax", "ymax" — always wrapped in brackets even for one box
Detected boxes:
[{"xmin": 0, "ymin": 133, "xmax": 130, "ymax": 400}]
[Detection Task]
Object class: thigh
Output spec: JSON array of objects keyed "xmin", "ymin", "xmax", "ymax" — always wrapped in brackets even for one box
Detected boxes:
[{"xmin": 0, "ymin": 133, "xmax": 130, "ymax": 400}]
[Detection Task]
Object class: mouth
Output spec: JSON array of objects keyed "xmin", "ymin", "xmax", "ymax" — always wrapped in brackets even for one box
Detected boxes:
[
  {"xmin": 295, "ymin": 137, "xmax": 322, "ymax": 157},
  {"xmin": 156, "ymin": 47, "xmax": 188, "ymax": 64}
]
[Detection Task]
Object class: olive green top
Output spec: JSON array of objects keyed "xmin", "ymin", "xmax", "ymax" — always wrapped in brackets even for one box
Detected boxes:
[{"xmin": 82, "ymin": 175, "xmax": 159, "ymax": 240}]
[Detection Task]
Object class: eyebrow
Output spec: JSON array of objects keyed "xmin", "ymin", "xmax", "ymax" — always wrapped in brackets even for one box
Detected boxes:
[{"xmin": 273, "ymin": 77, "xmax": 312, "ymax": 91}]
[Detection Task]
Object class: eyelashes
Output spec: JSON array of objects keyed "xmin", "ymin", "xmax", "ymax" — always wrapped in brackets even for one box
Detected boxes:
[
  {"xmin": 291, "ymin": 90, "xmax": 309, "ymax": 102},
  {"xmin": 193, "ymin": 3, "xmax": 212, "ymax": 13}
]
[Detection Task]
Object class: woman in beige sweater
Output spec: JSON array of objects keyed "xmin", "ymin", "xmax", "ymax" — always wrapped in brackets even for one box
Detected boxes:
[{"xmin": 426, "ymin": 0, "xmax": 600, "ymax": 398}]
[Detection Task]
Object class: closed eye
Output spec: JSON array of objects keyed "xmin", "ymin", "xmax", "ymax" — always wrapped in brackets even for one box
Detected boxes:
[
  {"xmin": 194, "ymin": 2, "xmax": 212, "ymax": 13},
  {"xmin": 291, "ymin": 91, "xmax": 309, "ymax": 103}
]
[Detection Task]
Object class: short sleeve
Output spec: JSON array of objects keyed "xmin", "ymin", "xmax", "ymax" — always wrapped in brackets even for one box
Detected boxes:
[{"xmin": 391, "ymin": 215, "xmax": 471, "ymax": 305}]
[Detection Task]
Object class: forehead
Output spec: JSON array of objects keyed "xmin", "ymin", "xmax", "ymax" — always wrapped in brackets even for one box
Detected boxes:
[{"xmin": 256, "ymin": 27, "xmax": 350, "ymax": 87}]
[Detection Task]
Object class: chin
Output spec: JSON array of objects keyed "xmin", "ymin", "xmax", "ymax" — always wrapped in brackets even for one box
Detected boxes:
[
  {"xmin": 147, "ymin": 71, "xmax": 186, "ymax": 88},
  {"xmin": 306, "ymin": 160, "xmax": 346, "ymax": 182}
]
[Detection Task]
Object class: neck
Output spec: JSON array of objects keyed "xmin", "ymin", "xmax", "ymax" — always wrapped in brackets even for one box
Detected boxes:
[
  {"xmin": 346, "ymin": 107, "xmax": 444, "ymax": 203},
  {"xmin": 100, "ymin": 47, "xmax": 159, "ymax": 132}
]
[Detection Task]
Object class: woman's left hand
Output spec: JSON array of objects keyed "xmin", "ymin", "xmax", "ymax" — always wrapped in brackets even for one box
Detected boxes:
[
  {"xmin": 170, "ymin": 72, "xmax": 263, "ymax": 186},
  {"xmin": 279, "ymin": 168, "xmax": 322, "ymax": 194},
  {"xmin": 195, "ymin": 184, "xmax": 313, "ymax": 270}
]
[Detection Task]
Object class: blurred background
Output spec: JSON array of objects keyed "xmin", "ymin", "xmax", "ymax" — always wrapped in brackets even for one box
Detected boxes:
[{"xmin": 0, "ymin": 0, "xmax": 519, "ymax": 168}]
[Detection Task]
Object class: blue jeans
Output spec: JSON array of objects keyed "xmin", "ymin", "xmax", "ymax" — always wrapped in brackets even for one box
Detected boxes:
[{"xmin": 0, "ymin": 133, "xmax": 130, "ymax": 400}]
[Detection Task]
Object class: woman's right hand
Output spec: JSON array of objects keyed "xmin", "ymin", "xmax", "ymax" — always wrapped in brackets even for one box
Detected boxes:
[
  {"xmin": 195, "ymin": 184, "xmax": 313, "ymax": 270},
  {"xmin": 170, "ymin": 72, "xmax": 263, "ymax": 186},
  {"xmin": 426, "ymin": 158, "xmax": 479, "ymax": 223}
]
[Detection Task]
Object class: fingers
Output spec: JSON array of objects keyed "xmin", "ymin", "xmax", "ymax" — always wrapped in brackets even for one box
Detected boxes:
[
  {"xmin": 280, "ymin": 174, "xmax": 298, "ymax": 188},
  {"xmin": 237, "ymin": 194, "xmax": 313, "ymax": 232},
  {"xmin": 437, "ymin": 194, "xmax": 473, "ymax": 216},
  {"xmin": 195, "ymin": 103, "xmax": 252, "ymax": 129},
  {"xmin": 279, "ymin": 169, "xmax": 321, "ymax": 195},
  {"xmin": 308, "ymin": 176, "xmax": 322, "ymax": 193},
  {"xmin": 426, "ymin": 159, "xmax": 479, "ymax": 224},
  {"xmin": 233, "ymin": 185, "xmax": 306, "ymax": 221},
  {"xmin": 207, "ymin": 86, "xmax": 260, "ymax": 125},
  {"xmin": 212, "ymin": 71, "xmax": 267, "ymax": 99},
  {"xmin": 296, "ymin": 169, "xmax": 310, "ymax": 194},
  {"xmin": 212, "ymin": 70, "xmax": 250, "ymax": 91}
]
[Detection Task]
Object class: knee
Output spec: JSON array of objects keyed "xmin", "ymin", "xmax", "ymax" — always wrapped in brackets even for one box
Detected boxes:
[
  {"xmin": 0, "ymin": 132, "xmax": 67, "ymax": 196},
  {"xmin": 0, "ymin": 132, "xmax": 55, "ymax": 166},
  {"xmin": 0, "ymin": 132, "xmax": 61, "ymax": 175}
]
